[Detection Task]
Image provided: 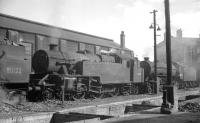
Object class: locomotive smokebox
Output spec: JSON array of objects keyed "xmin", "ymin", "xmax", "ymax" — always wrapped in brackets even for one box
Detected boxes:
[
  {"xmin": 32, "ymin": 50, "xmax": 50, "ymax": 73},
  {"xmin": 32, "ymin": 50, "xmax": 66, "ymax": 73},
  {"xmin": 32, "ymin": 49, "xmax": 93, "ymax": 74}
]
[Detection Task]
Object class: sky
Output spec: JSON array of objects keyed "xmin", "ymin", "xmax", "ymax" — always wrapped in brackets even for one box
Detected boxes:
[{"xmin": 0, "ymin": 0, "xmax": 200, "ymax": 60}]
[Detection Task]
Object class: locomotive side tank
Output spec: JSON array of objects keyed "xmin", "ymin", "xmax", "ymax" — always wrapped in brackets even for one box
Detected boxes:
[{"xmin": 81, "ymin": 55, "xmax": 131, "ymax": 84}]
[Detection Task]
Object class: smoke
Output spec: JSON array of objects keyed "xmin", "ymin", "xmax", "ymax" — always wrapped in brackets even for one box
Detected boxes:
[
  {"xmin": 0, "ymin": 0, "xmax": 70, "ymax": 27},
  {"xmin": 142, "ymin": 46, "xmax": 153, "ymax": 61},
  {"xmin": 183, "ymin": 66, "xmax": 196, "ymax": 81}
]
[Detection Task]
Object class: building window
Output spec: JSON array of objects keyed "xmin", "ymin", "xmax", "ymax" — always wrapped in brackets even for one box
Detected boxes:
[
  {"xmin": 60, "ymin": 39, "xmax": 67, "ymax": 52},
  {"xmin": 49, "ymin": 37, "xmax": 59, "ymax": 45},
  {"xmin": 79, "ymin": 43, "xmax": 86, "ymax": 51},
  {"xmin": 8, "ymin": 30, "xmax": 19, "ymax": 44},
  {"xmin": 0, "ymin": 28, "xmax": 7, "ymax": 41},
  {"xmin": 101, "ymin": 46, "xmax": 109, "ymax": 51},
  {"xmin": 49, "ymin": 44, "xmax": 58, "ymax": 51},
  {"xmin": 49, "ymin": 37, "xmax": 59, "ymax": 51},
  {"xmin": 85, "ymin": 44, "xmax": 95, "ymax": 54},
  {"xmin": 60, "ymin": 39, "xmax": 78, "ymax": 52},
  {"xmin": 36, "ymin": 35, "xmax": 49, "ymax": 50},
  {"xmin": 19, "ymin": 32, "xmax": 35, "ymax": 53},
  {"xmin": 66, "ymin": 40, "xmax": 78, "ymax": 52},
  {"xmin": 95, "ymin": 46, "xmax": 101, "ymax": 54}
]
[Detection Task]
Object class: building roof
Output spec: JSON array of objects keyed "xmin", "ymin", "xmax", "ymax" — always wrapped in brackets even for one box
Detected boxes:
[
  {"xmin": 157, "ymin": 36, "xmax": 200, "ymax": 48},
  {"xmin": 0, "ymin": 13, "xmax": 120, "ymax": 49}
]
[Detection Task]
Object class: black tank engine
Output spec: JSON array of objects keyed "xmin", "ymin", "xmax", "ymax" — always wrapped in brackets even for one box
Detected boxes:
[{"xmin": 28, "ymin": 49, "xmax": 145, "ymax": 101}]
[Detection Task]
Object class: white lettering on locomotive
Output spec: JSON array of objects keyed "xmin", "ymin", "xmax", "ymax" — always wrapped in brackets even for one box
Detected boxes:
[{"xmin": 6, "ymin": 67, "xmax": 22, "ymax": 74}]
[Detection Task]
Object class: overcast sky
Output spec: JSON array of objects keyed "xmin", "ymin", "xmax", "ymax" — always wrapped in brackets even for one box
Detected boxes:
[{"xmin": 0, "ymin": 0, "xmax": 200, "ymax": 60}]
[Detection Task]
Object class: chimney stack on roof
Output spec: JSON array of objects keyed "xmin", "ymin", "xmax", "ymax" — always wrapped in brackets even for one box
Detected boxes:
[
  {"xmin": 120, "ymin": 31, "xmax": 125, "ymax": 49},
  {"xmin": 176, "ymin": 29, "xmax": 182, "ymax": 38}
]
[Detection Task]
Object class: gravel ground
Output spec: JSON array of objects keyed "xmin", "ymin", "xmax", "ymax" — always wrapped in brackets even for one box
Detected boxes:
[
  {"xmin": 0, "ymin": 94, "xmax": 159, "ymax": 117},
  {"xmin": 178, "ymin": 95, "xmax": 200, "ymax": 112},
  {"xmin": 0, "ymin": 88, "xmax": 199, "ymax": 118}
]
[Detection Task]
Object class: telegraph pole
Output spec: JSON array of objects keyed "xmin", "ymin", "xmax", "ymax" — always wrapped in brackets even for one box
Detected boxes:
[
  {"xmin": 150, "ymin": 10, "xmax": 161, "ymax": 94},
  {"xmin": 161, "ymin": 0, "xmax": 178, "ymax": 114},
  {"xmin": 151, "ymin": 10, "xmax": 157, "ymax": 82}
]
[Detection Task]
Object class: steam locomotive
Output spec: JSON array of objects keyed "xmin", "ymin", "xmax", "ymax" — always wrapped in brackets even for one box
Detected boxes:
[
  {"xmin": 0, "ymin": 37, "xmax": 152, "ymax": 102},
  {"xmin": 27, "ymin": 47, "xmax": 149, "ymax": 101},
  {"xmin": 140, "ymin": 57, "xmax": 199, "ymax": 91}
]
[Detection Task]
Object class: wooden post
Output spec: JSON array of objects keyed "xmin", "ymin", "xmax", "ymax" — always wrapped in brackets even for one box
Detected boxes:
[{"xmin": 161, "ymin": 0, "xmax": 178, "ymax": 114}]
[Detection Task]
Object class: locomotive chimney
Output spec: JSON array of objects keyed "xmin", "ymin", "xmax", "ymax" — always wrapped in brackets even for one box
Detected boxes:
[
  {"xmin": 120, "ymin": 31, "xmax": 125, "ymax": 49},
  {"xmin": 144, "ymin": 57, "xmax": 149, "ymax": 61}
]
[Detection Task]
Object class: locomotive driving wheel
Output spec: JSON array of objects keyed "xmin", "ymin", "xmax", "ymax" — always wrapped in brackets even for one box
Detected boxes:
[
  {"xmin": 42, "ymin": 88, "xmax": 54, "ymax": 100},
  {"xmin": 131, "ymin": 84, "xmax": 139, "ymax": 94},
  {"xmin": 121, "ymin": 86, "xmax": 130, "ymax": 96},
  {"xmin": 147, "ymin": 82, "xmax": 153, "ymax": 94},
  {"xmin": 72, "ymin": 83, "xmax": 86, "ymax": 101},
  {"xmin": 72, "ymin": 92, "xmax": 86, "ymax": 101},
  {"xmin": 109, "ymin": 87, "xmax": 119, "ymax": 97}
]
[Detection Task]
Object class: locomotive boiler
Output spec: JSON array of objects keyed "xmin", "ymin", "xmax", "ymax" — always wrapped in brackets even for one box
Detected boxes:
[{"xmin": 28, "ymin": 49, "xmax": 144, "ymax": 101}]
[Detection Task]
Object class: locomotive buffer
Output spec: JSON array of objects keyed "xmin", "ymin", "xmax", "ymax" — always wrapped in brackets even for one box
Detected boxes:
[{"xmin": 161, "ymin": 0, "xmax": 178, "ymax": 114}]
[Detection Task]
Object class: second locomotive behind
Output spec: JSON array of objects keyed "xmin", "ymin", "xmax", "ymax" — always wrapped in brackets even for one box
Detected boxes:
[
  {"xmin": 140, "ymin": 57, "xmax": 200, "ymax": 91},
  {"xmin": 28, "ymin": 48, "xmax": 146, "ymax": 101}
]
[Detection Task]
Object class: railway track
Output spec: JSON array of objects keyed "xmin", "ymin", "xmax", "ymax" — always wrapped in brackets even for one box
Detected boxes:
[{"xmin": 0, "ymin": 88, "xmax": 199, "ymax": 123}]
